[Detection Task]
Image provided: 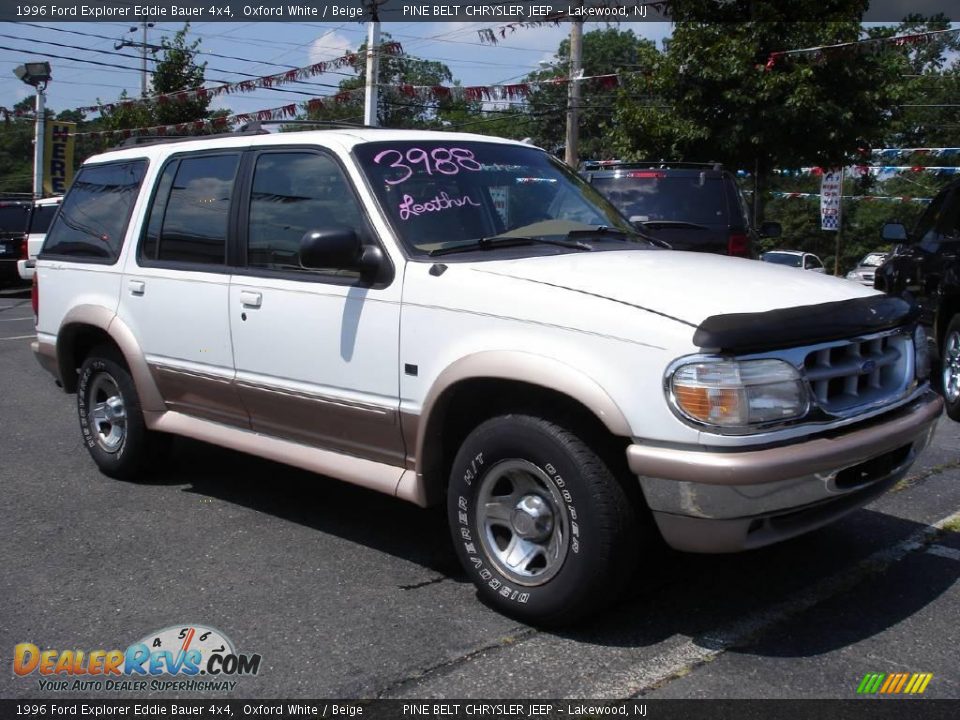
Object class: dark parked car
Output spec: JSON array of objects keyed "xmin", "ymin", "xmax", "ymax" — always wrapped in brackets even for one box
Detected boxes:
[
  {"xmin": 876, "ymin": 177, "xmax": 960, "ymax": 419},
  {"xmin": 580, "ymin": 161, "xmax": 780, "ymax": 258},
  {"xmin": 0, "ymin": 199, "xmax": 33, "ymax": 284}
]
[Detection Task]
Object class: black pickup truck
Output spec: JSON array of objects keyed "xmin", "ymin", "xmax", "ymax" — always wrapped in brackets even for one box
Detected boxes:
[{"xmin": 876, "ymin": 177, "xmax": 960, "ymax": 420}]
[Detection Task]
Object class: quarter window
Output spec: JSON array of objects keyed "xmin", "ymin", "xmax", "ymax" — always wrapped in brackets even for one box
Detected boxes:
[
  {"xmin": 141, "ymin": 154, "xmax": 239, "ymax": 265},
  {"xmin": 42, "ymin": 160, "xmax": 147, "ymax": 261},
  {"xmin": 247, "ymin": 151, "xmax": 366, "ymax": 273}
]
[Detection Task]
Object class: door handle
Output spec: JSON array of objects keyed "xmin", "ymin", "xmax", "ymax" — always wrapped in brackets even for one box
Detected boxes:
[
  {"xmin": 239, "ymin": 291, "xmax": 262, "ymax": 308},
  {"xmin": 128, "ymin": 280, "xmax": 145, "ymax": 296}
]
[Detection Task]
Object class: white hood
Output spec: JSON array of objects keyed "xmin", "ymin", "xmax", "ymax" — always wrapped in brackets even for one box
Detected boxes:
[{"xmin": 471, "ymin": 249, "xmax": 878, "ymax": 327}]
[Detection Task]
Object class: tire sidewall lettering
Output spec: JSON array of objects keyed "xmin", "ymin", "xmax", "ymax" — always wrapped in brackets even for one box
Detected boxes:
[{"xmin": 454, "ymin": 442, "xmax": 583, "ymax": 607}]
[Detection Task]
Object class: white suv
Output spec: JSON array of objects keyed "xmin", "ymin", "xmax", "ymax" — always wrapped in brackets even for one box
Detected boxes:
[
  {"xmin": 33, "ymin": 130, "xmax": 942, "ymax": 624},
  {"xmin": 18, "ymin": 196, "xmax": 62, "ymax": 281}
]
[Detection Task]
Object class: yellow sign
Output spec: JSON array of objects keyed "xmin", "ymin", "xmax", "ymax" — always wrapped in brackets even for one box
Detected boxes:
[{"xmin": 43, "ymin": 121, "xmax": 75, "ymax": 196}]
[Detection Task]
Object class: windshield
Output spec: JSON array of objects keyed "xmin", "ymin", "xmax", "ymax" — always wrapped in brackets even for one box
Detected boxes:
[
  {"xmin": 860, "ymin": 253, "xmax": 887, "ymax": 267},
  {"xmin": 591, "ymin": 173, "xmax": 727, "ymax": 225},
  {"xmin": 761, "ymin": 252, "xmax": 802, "ymax": 267},
  {"xmin": 354, "ymin": 141, "xmax": 639, "ymax": 255}
]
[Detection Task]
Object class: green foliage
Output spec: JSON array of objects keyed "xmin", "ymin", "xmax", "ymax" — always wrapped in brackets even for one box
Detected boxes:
[
  {"xmin": 100, "ymin": 23, "xmax": 216, "ymax": 132},
  {"xmin": 0, "ymin": 119, "xmax": 34, "ymax": 195},
  {"xmin": 524, "ymin": 28, "xmax": 659, "ymax": 158},
  {"xmin": 303, "ymin": 33, "xmax": 470, "ymax": 129}
]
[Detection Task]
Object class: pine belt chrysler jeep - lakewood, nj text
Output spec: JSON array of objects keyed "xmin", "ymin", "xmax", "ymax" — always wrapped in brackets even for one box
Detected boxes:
[{"xmin": 32, "ymin": 130, "xmax": 943, "ymax": 624}]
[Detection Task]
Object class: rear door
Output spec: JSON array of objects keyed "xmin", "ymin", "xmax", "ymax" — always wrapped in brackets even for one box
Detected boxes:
[{"xmin": 117, "ymin": 151, "xmax": 248, "ymax": 428}]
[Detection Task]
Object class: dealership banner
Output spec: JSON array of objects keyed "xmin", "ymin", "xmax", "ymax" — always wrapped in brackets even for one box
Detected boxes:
[
  {"xmin": 820, "ymin": 168, "xmax": 843, "ymax": 231},
  {"xmin": 43, "ymin": 120, "xmax": 75, "ymax": 196}
]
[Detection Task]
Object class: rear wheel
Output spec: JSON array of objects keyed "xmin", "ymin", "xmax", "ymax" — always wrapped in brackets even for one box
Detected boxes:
[
  {"xmin": 447, "ymin": 414, "xmax": 640, "ymax": 626},
  {"xmin": 77, "ymin": 345, "xmax": 166, "ymax": 480},
  {"xmin": 941, "ymin": 315, "xmax": 960, "ymax": 421}
]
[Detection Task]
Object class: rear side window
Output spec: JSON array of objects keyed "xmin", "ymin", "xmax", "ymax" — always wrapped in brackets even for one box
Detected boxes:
[
  {"xmin": 0, "ymin": 203, "xmax": 31, "ymax": 235},
  {"xmin": 42, "ymin": 160, "xmax": 146, "ymax": 261},
  {"xmin": 140, "ymin": 153, "xmax": 239, "ymax": 266},
  {"xmin": 28, "ymin": 204, "xmax": 60, "ymax": 235},
  {"xmin": 592, "ymin": 174, "xmax": 727, "ymax": 225}
]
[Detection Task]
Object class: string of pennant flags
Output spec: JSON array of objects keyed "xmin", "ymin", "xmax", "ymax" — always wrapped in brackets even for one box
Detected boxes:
[
  {"xmin": 66, "ymin": 73, "xmax": 625, "ymax": 140},
  {"xmin": 70, "ymin": 42, "xmax": 402, "ymax": 117},
  {"xmin": 765, "ymin": 27, "xmax": 960, "ymax": 69},
  {"xmin": 869, "ymin": 147, "xmax": 960, "ymax": 159},
  {"xmin": 0, "ymin": 43, "xmax": 402, "ymax": 123},
  {"xmin": 768, "ymin": 191, "xmax": 931, "ymax": 204}
]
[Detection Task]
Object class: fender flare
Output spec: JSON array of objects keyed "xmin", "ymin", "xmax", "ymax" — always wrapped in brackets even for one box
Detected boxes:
[
  {"xmin": 415, "ymin": 350, "xmax": 633, "ymax": 482},
  {"xmin": 57, "ymin": 305, "xmax": 165, "ymax": 413}
]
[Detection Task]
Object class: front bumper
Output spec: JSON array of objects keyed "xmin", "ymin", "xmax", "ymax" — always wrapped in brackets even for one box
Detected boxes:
[{"xmin": 627, "ymin": 391, "xmax": 943, "ymax": 552}]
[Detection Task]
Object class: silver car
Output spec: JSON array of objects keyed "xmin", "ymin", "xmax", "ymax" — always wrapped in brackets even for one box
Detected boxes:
[{"xmin": 846, "ymin": 252, "xmax": 889, "ymax": 287}]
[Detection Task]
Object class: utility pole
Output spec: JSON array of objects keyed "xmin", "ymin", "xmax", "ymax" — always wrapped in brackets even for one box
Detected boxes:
[
  {"xmin": 363, "ymin": 2, "xmax": 381, "ymax": 127},
  {"xmin": 33, "ymin": 84, "xmax": 45, "ymax": 198},
  {"xmin": 14, "ymin": 62, "xmax": 51, "ymax": 198},
  {"xmin": 140, "ymin": 21, "xmax": 150, "ymax": 98},
  {"xmin": 116, "ymin": 22, "xmax": 154, "ymax": 98},
  {"xmin": 564, "ymin": 20, "xmax": 583, "ymax": 168}
]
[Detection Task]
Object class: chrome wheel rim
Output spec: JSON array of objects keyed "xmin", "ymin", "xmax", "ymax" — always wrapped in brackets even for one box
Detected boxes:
[
  {"xmin": 88, "ymin": 374, "xmax": 127, "ymax": 453},
  {"xmin": 944, "ymin": 330, "xmax": 960, "ymax": 404},
  {"xmin": 476, "ymin": 459, "xmax": 569, "ymax": 587}
]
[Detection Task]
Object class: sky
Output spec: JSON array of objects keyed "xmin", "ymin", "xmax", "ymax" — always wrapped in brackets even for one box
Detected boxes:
[{"xmin": 0, "ymin": 21, "xmax": 674, "ymax": 121}]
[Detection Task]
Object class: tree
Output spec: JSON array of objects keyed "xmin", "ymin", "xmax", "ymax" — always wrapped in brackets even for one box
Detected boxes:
[
  {"xmin": 524, "ymin": 28, "xmax": 659, "ymax": 159},
  {"xmin": 612, "ymin": 1, "xmax": 905, "ymax": 219},
  {"xmin": 303, "ymin": 33, "xmax": 464, "ymax": 129},
  {"xmin": 100, "ymin": 23, "xmax": 217, "ymax": 133}
]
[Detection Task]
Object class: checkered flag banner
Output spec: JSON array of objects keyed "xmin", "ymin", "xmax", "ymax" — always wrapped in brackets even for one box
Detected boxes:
[{"xmin": 820, "ymin": 169, "xmax": 843, "ymax": 231}]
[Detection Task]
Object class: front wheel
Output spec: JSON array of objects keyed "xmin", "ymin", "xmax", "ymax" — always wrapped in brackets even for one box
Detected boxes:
[
  {"xmin": 941, "ymin": 315, "xmax": 960, "ymax": 421},
  {"xmin": 447, "ymin": 414, "xmax": 640, "ymax": 625}
]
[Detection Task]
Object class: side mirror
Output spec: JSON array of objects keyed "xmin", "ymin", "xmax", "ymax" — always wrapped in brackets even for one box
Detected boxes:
[
  {"xmin": 759, "ymin": 221, "xmax": 781, "ymax": 238},
  {"xmin": 299, "ymin": 228, "xmax": 382, "ymax": 277},
  {"xmin": 881, "ymin": 222, "xmax": 908, "ymax": 243}
]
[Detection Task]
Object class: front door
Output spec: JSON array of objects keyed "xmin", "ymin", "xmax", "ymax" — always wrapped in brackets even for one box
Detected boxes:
[{"xmin": 228, "ymin": 148, "xmax": 404, "ymax": 466}]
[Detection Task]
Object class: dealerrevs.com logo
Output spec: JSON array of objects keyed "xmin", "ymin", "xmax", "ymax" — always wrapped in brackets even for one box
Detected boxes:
[{"xmin": 14, "ymin": 625, "xmax": 261, "ymax": 692}]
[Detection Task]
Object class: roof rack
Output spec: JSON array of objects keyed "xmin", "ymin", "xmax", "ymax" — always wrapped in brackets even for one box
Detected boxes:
[
  {"xmin": 581, "ymin": 160, "xmax": 724, "ymax": 172},
  {"xmin": 109, "ymin": 118, "xmax": 383, "ymax": 150},
  {"xmin": 236, "ymin": 119, "xmax": 373, "ymax": 132},
  {"xmin": 116, "ymin": 125, "xmax": 269, "ymax": 148}
]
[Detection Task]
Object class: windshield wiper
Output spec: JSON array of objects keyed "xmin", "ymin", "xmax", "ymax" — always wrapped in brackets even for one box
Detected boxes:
[
  {"xmin": 428, "ymin": 234, "xmax": 593, "ymax": 257},
  {"xmin": 566, "ymin": 225, "xmax": 672, "ymax": 249},
  {"xmin": 637, "ymin": 220, "xmax": 710, "ymax": 231}
]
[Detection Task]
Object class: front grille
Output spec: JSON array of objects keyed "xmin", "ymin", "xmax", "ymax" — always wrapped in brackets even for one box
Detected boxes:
[{"xmin": 803, "ymin": 331, "xmax": 912, "ymax": 415}]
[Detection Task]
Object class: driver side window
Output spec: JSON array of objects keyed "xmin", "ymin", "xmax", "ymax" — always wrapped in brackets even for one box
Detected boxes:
[{"xmin": 247, "ymin": 151, "xmax": 366, "ymax": 275}]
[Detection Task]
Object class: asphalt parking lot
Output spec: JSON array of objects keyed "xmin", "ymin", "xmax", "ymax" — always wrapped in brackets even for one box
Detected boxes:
[{"xmin": 1, "ymin": 285, "xmax": 958, "ymax": 700}]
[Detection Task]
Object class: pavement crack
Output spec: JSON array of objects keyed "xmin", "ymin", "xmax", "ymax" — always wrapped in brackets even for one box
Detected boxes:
[
  {"xmin": 893, "ymin": 459, "xmax": 960, "ymax": 492},
  {"xmin": 376, "ymin": 626, "xmax": 539, "ymax": 699},
  {"xmin": 397, "ymin": 576, "xmax": 446, "ymax": 590}
]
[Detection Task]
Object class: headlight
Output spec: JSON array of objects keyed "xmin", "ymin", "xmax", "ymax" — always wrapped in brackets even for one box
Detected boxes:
[
  {"xmin": 914, "ymin": 325, "xmax": 930, "ymax": 380},
  {"xmin": 668, "ymin": 358, "xmax": 809, "ymax": 428},
  {"xmin": 846, "ymin": 271, "xmax": 858, "ymax": 279}
]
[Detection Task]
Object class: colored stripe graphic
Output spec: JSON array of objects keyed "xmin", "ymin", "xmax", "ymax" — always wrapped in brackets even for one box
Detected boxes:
[
  {"xmin": 858, "ymin": 672, "xmax": 932, "ymax": 694},
  {"xmin": 857, "ymin": 673, "xmax": 885, "ymax": 693}
]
